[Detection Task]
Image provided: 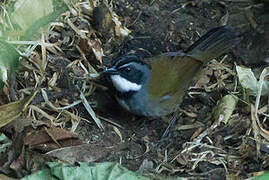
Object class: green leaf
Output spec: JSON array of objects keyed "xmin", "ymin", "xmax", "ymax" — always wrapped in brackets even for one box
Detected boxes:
[
  {"xmin": 0, "ymin": 0, "xmax": 67, "ymax": 89},
  {"xmin": 0, "ymin": 134, "xmax": 12, "ymax": 154},
  {"xmin": 213, "ymin": 95, "xmax": 238, "ymax": 124},
  {"xmin": 236, "ymin": 65, "xmax": 269, "ymax": 96},
  {"xmin": 21, "ymin": 162, "xmax": 150, "ymax": 180},
  {"xmin": 2, "ymin": 0, "xmax": 68, "ymax": 40},
  {"xmin": 11, "ymin": 0, "xmax": 54, "ymax": 31},
  {"xmin": 22, "ymin": 0, "xmax": 68, "ymax": 40},
  {"xmin": 0, "ymin": 40, "xmax": 19, "ymax": 88},
  {"xmin": 253, "ymin": 171, "xmax": 269, "ymax": 180}
]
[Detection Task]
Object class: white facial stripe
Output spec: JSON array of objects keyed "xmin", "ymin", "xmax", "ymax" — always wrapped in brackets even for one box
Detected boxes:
[
  {"xmin": 117, "ymin": 62, "xmax": 137, "ymax": 70},
  {"xmin": 110, "ymin": 75, "xmax": 141, "ymax": 92}
]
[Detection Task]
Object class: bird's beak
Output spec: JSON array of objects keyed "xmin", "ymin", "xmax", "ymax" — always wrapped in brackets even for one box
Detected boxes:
[{"xmin": 102, "ymin": 67, "xmax": 119, "ymax": 75}]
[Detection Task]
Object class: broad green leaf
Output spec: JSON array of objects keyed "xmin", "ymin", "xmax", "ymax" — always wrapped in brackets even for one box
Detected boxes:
[
  {"xmin": 11, "ymin": 0, "xmax": 54, "ymax": 31},
  {"xmin": 22, "ymin": 0, "xmax": 68, "ymax": 40},
  {"xmin": 236, "ymin": 65, "xmax": 269, "ymax": 96},
  {"xmin": 253, "ymin": 171, "xmax": 269, "ymax": 180},
  {"xmin": 22, "ymin": 162, "xmax": 150, "ymax": 180},
  {"xmin": 0, "ymin": 0, "xmax": 67, "ymax": 89},
  {"xmin": 2, "ymin": 0, "xmax": 68, "ymax": 40},
  {"xmin": 0, "ymin": 40, "xmax": 19, "ymax": 88}
]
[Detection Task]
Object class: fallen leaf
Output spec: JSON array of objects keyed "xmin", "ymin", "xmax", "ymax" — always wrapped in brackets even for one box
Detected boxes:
[
  {"xmin": 236, "ymin": 65, "xmax": 269, "ymax": 96},
  {"xmin": 213, "ymin": 95, "xmax": 238, "ymax": 124},
  {"xmin": 0, "ymin": 96, "xmax": 32, "ymax": 128},
  {"xmin": 46, "ymin": 144, "xmax": 109, "ymax": 164},
  {"xmin": 24, "ymin": 127, "xmax": 78, "ymax": 146}
]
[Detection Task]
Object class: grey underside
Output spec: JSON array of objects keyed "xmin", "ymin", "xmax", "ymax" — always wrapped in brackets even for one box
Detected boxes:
[{"xmin": 115, "ymin": 87, "xmax": 168, "ymax": 118}]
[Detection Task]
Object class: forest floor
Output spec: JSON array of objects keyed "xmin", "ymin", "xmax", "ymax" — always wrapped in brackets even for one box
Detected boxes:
[
  {"xmin": 1, "ymin": 0, "xmax": 269, "ymax": 179},
  {"xmin": 76, "ymin": 0, "xmax": 269, "ymax": 179}
]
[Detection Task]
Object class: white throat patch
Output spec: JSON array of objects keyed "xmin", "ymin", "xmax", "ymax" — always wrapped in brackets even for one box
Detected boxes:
[{"xmin": 110, "ymin": 75, "xmax": 141, "ymax": 92}]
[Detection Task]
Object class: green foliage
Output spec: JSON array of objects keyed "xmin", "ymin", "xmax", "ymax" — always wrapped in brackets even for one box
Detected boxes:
[
  {"xmin": 22, "ymin": 162, "xmax": 151, "ymax": 180},
  {"xmin": 213, "ymin": 95, "xmax": 238, "ymax": 124},
  {"xmin": 236, "ymin": 65, "xmax": 269, "ymax": 96},
  {"xmin": 0, "ymin": 0, "xmax": 67, "ymax": 90},
  {"xmin": 253, "ymin": 172, "xmax": 269, "ymax": 180},
  {"xmin": 0, "ymin": 133, "xmax": 11, "ymax": 154},
  {"xmin": 0, "ymin": 39, "xmax": 19, "ymax": 88}
]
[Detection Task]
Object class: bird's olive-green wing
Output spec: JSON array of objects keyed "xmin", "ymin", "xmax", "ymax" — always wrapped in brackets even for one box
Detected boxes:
[
  {"xmin": 146, "ymin": 55, "xmax": 202, "ymax": 104},
  {"xmin": 144, "ymin": 26, "xmax": 239, "ymax": 115}
]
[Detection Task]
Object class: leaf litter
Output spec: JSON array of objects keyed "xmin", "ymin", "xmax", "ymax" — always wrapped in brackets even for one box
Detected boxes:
[{"xmin": 0, "ymin": 0, "xmax": 269, "ymax": 179}]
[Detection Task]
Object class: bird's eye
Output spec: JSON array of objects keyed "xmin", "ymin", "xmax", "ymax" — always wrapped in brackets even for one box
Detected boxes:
[{"xmin": 124, "ymin": 67, "xmax": 131, "ymax": 73}]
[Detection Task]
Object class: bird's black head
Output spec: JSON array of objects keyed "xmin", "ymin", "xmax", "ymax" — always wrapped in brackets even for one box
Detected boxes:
[{"xmin": 102, "ymin": 55, "xmax": 151, "ymax": 93}]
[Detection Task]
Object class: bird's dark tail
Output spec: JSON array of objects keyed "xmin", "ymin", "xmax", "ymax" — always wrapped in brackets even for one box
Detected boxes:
[{"xmin": 186, "ymin": 26, "xmax": 240, "ymax": 63}]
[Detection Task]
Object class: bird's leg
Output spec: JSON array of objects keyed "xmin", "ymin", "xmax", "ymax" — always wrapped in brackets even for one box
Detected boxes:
[{"xmin": 161, "ymin": 114, "xmax": 177, "ymax": 139}]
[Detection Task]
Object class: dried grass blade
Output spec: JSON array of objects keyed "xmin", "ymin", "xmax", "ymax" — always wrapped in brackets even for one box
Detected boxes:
[{"xmin": 79, "ymin": 90, "xmax": 104, "ymax": 130}]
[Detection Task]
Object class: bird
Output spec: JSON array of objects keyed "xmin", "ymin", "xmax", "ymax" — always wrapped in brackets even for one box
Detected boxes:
[{"xmin": 101, "ymin": 26, "xmax": 240, "ymax": 118}]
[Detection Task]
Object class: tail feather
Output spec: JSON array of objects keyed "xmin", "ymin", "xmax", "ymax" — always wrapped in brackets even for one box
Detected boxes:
[{"xmin": 186, "ymin": 26, "xmax": 240, "ymax": 63}]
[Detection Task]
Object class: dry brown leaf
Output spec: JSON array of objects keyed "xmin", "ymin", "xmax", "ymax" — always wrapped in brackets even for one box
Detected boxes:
[
  {"xmin": 24, "ymin": 127, "xmax": 78, "ymax": 146},
  {"xmin": 46, "ymin": 144, "xmax": 109, "ymax": 164},
  {"xmin": 87, "ymin": 39, "xmax": 104, "ymax": 63}
]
